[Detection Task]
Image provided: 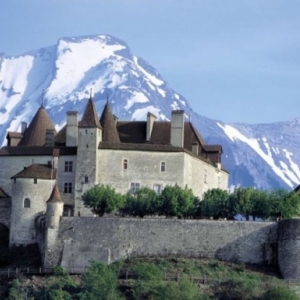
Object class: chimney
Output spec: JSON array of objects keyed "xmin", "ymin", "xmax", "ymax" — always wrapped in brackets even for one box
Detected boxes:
[
  {"xmin": 21, "ymin": 122, "xmax": 27, "ymax": 133},
  {"xmin": 52, "ymin": 148, "xmax": 60, "ymax": 169},
  {"xmin": 45, "ymin": 129, "xmax": 55, "ymax": 146},
  {"xmin": 170, "ymin": 110, "xmax": 184, "ymax": 147},
  {"xmin": 146, "ymin": 112, "xmax": 157, "ymax": 141},
  {"xmin": 66, "ymin": 111, "xmax": 78, "ymax": 146}
]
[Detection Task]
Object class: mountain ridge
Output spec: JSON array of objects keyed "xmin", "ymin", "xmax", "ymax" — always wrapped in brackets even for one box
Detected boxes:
[{"xmin": 0, "ymin": 34, "xmax": 299, "ymax": 190}]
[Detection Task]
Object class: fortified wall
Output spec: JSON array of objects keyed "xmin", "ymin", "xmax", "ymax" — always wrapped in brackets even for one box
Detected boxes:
[{"xmin": 40, "ymin": 217, "xmax": 278, "ymax": 273}]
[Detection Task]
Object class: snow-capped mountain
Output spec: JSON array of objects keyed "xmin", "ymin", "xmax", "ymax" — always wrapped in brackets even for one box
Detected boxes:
[{"xmin": 0, "ymin": 34, "xmax": 299, "ymax": 191}]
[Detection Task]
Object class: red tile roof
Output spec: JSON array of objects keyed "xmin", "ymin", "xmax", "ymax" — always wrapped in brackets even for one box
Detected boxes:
[
  {"xmin": 11, "ymin": 164, "xmax": 57, "ymax": 180},
  {"xmin": 100, "ymin": 102, "xmax": 120, "ymax": 143},
  {"xmin": 19, "ymin": 106, "xmax": 56, "ymax": 146},
  {"xmin": 79, "ymin": 97, "xmax": 102, "ymax": 129},
  {"xmin": 47, "ymin": 184, "xmax": 63, "ymax": 203}
]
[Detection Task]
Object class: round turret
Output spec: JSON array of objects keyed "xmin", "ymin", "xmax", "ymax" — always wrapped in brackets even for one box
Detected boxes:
[
  {"xmin": 46, "ymin": 184, "xmax": 64, "ymax": 229},
  {"xmin": 10, "ymin": 165, "xmax": 55, "ymax": 246},
  {"xmin": 278, "ymin": 218, "xmax": 300, "ymax": 279}
]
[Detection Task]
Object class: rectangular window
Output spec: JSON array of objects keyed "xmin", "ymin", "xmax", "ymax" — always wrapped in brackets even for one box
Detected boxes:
[
  {"xmin": 204, "ymin": 169, "xmax": 207, "ymax": 184},
  {"xmin": 160, "ymin": 162, "xmax": 166, "ymax": 172},
  {"xmin": 34, "ymin": 178, "xmax": 37, "ymax": 184},
  {"xmin": 130, "ymin": 182, "xmax": 140, "ymax": 194},
  {"xmin": 64, "ymin": 161, "xmax": 73, "ymax": 172},
  {"xmin": 84, "ymin": 175, "xmax": 89, "ymax": 183},
  {"xmin": 123, "ymin": 159, "xmax": 128, "ymax": 170},
  {"xmin": 153, "ymin": 184, "xmax": 163, "ymax": 194},
  {"xmin": 64, "ymin": 182, "xmax": 73, "ymax": 193}
]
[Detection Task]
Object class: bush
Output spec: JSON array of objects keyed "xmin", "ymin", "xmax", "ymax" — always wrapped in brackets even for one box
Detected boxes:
[{"xmin": 262, "ymin": 286, "xmax": 299, "ymax": 300}]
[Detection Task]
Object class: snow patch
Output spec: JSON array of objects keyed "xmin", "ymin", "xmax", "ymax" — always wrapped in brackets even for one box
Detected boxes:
[
  {"xmin": 133, "ymin": 56, "xmax": 164, "ymax": 86},
  {"xmin": 217, "ymin": 123, "xmax": 295, "ymax": 187},
  {"xmin": 125, "ymin": 92, "xmax": 149, "ymax": 110},
  {"xmin": 131, "ymin": 106, "xmax": 161, "ymax": 120}
]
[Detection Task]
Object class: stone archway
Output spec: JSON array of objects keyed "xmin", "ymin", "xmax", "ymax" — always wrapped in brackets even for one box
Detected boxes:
[{"xmin": 0, "ymin": 223, "xmax": 9, "ymax": 248}]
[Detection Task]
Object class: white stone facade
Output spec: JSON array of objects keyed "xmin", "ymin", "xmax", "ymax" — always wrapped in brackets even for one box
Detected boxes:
[{"xmin": 9, "ymin": 178, "xmax": 55, "ymax": 246}]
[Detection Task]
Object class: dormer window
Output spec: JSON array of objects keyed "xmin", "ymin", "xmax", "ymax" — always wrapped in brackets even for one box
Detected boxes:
[{"xmin": 192, "ymin": 142, "xmax": 198, "ymax": 154}]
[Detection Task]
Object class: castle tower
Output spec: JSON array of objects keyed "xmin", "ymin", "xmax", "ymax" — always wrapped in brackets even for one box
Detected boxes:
[
  {"xmin": 43, "ymin": 184, "xmax": 64, "ymax": 268},
  {"xmin": 46, "ymin": 184, "xmax": 64, "ymax": 228},
  {"xmin": 9, "ymin": 164, "xmax": 55, "ymax": 246},
  {"xmin": 74, "ymin": 95, "xmax": 102, "ymax": 215}
]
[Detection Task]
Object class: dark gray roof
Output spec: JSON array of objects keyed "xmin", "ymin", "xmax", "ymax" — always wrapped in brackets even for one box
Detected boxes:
[
  {"xmin": 0, "ymin": 146, "xmax": 77, "ymax": 156},
  {"xmin": 0, "ymin": 187, "xmax": 10, "ymax": 199}
]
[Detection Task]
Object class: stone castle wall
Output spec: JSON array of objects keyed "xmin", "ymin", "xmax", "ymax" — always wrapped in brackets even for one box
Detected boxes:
[
  {"xmin": 43, "ymin": 217, "xmax": 278, "ymax": 272},
  {"xmin": 97, "ymin": 150, "xmax": 229, "ymax": 198},
  {"xmin": 278, "ymin": 219, "xmax": 300, "ymax": 279}
]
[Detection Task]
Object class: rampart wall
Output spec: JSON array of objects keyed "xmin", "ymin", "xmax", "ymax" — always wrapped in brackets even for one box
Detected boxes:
[{"xmin": 44, "ymin": 217, "xmax": 278, "ymax": 272}]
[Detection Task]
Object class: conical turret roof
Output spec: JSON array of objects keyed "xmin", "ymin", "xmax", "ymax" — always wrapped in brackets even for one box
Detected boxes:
[
  {"xmin": 19, "ymin": 106, "xmax": 56, "ymax": 146},
  {"xmin": 79, "ymin": 97, "xmax": 102, "ymax": 129},
  {"xmin": 47, "ymin": 184, "xmax": 63, "ymax": 203},
  {"xmin": 100, "ymin": 101, "xmax": 120, "ymax": 143}
]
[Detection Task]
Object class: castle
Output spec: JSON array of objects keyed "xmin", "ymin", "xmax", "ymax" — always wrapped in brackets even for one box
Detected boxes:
[
  {"xmin": 0, "ymin": 96, "xmax": 228, "ymax": 246},
  {"xmin": 1, "ymin": 97, "xmax": 300, "ymax": 280}
]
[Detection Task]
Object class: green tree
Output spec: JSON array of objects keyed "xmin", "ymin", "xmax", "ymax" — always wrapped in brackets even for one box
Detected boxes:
[
  {"xmin": 42, "ymin": 266, "xmax": 76, "ymax": 300},
  {"xmin": 200, "ymin": 188, "xmax": 230, "ymax": 219},
  {"xmin": 81, "ymin": 184, "xmax": 124, "ymax": 216},
  {"xmin": 251, "ymin": 189, "xmax": 271, "ymax": 220},
  {"xmin": 80, "ymin": 261, "xmax": 124, "ymax": 300},
  {"xmin": 158, "ymin": 185, "xmax": 197, "ymax": 218},
  {"xmin": 270, "ymin": 189, "xmax": 300, "ymax": 219},
  {"xmin": 121, "ymin": 187, "xmax": 159, "ymax": 217},
  {"xmin": 230, "ymin": 187, "xmax": 254, "ymax": 220}
]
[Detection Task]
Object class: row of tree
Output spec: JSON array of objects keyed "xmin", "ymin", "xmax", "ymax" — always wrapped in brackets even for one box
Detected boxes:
[{"xmin": 81, "ymin": 185, "xmax": 300, "ymax": 220}]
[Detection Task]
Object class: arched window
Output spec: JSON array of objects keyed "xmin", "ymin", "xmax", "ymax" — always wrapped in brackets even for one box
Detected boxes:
[{"xmin": 24, "ymin": 198, "xmax": 31, "ymax": 208}]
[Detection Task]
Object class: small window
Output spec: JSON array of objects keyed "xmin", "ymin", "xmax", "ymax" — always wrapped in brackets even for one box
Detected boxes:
[
  {"xmin": 64, "ymin": 161, "xmax": 73, "ymax": 172},
  {"xmin": 130, "ymin": 182, "xmax": 140, "ymax": 194},
  {"xmin": 204, "ymin": 169, "xmax": 208, "ymax": 184},
  {"xmin": 123, "ymin": 159, "xmax": 128, "ymax": 170},
  {"xmin": 160, "ymin": 162, "xmax": 166, "ymax": 172},
  {"xmin": 24, "ymin": 198, "xmax": 31, "ymax": 208},
  {"xmin": 86, "ymin": 144, "xmax": 89, "ymax": 148},
  {"xmin": 153, "ymin": 184, "xmax": 163, "ymax": 194},
  {"xmin": 192, "ymin": 142, "xmax": 198, "ymax": 154},
  {"xmin": 64, "ymin": 182, "xmax": 73, "ymax": 194},
  {"xmin": 85, "ymin": 130, "xmax": 88, "ymax": 134},
  {"xmin": 84, "ymin": 175, "xmax": 89, "ymax": 183},
  {"xmin": 34, "ymin": 178, "xmax": 37, "ymax": 184}
]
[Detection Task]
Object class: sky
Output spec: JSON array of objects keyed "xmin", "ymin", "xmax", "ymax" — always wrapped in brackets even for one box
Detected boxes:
[{"xmin": 1, "ymin": 0, "xmax": 299, "ymax": 124}]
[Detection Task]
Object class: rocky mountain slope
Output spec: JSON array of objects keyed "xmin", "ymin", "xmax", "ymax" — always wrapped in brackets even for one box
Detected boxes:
[{"xmin": 0, "ymin": 34, "xmax": 299, "ymax": 190}]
